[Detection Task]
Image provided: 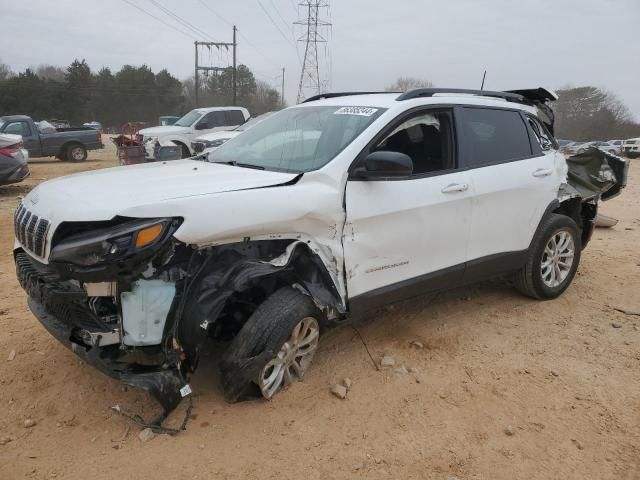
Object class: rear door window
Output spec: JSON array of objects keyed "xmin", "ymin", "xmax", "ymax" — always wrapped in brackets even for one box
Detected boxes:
[
  {"xmin": 225, "ymin": 110, "xmax": 246, "ymax": 126},
  {"xmin": 459, "ymin": 107, "xmax": 532, "ymax": 168}
]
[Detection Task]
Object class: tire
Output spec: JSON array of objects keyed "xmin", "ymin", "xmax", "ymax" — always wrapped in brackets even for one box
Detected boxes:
[
  {"xmin": 66, "ymin": 143, "xmax": 87, "ymax": 162},
  {"xmin": 220, "ymin": 286, "xmax": 323, "ymax": 402},
  {"xmin": 514, "ymin": 214, "xmax": 581, "ymax": 300}
]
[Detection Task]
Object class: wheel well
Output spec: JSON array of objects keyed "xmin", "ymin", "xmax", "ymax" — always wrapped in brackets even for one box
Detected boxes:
[
  {"xmin": 171, "ymin": 141, "xmax": 190, "ymax": 157},
  {"xmin": 553, "ymin": 197, "xmax": 596, "ymax": 248}
]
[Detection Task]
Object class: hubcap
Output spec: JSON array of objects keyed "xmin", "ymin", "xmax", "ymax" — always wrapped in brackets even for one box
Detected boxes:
[
  {"xmin": 258, "ymin": 317, "xmax": 320, "ymax": 399},
  {"xmin": 71, "ymin": 147, "xmax": 83, "ymax": 160},
  {"xmin": 541, "ymin": 230, "xmax": 575, "ymax": 288}
]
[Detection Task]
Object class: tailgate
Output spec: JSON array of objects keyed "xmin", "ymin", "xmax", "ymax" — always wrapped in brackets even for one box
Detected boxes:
[{"xmin": 566, "ymin": 148, "xmax": 629, "ymax": 201}]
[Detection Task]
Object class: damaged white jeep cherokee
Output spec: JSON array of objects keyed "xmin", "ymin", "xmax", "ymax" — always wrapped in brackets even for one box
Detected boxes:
[{"xmin": 14, "ymin": 88, "xmax": 628, "ymax": 419}]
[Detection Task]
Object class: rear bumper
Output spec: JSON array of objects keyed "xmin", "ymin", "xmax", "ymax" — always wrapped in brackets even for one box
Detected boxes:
[{"xmin": 0, "ymin": 163, "xmax": 30, "ymax": 185}]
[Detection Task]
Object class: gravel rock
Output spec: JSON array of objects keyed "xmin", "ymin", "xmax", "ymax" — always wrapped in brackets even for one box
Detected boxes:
[
  {"xmin": 394, "ymin": 365, "xmax": 409, "ymax": 375},
  {"xmin": 23, "ymin": 419, "xmax": 36, "ymax": 428},
  {"xmin": 138, "ymin": 428, "xmax": 156, "ymax": 443},
  {"xmin": 7, "ymin": 350, "xmax": 16, "ymax": 361},
  {"xmin": 342, "ymin": 378, "xmax": 353, "ymax": 389},
  {"xmin": 380, "ymin": 356, "xmax": 395, "ymax": 367},
  {"xmin": 505, "ymin": 425, "xmax": 514, "ymax": 436},
  {"xmin": 410, "ymin": 341, "xmax": 424, "ymax": 349},
  {"xmin": 550, "ymin": 370, "xmax": 559, "ymax": 377},
  {"xmin": 331, "ymin": 384, "xmax": 348, "ymax": 399},
  {"xmin": 611, "ymin": 322, "xmax": 622, "ymax": 328}
]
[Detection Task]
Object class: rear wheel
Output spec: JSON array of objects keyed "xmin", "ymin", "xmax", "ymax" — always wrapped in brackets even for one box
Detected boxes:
[
  {"xmin": 220, "ymin": 286, "xmax": 323, "ymax": 402},
  {"xmin": 514, "ymin": 214, "xmax": 581, "ymax": 300},
  {"xmin": 66, "ymin": 144, "xmax": 87, "ymax": 162}
]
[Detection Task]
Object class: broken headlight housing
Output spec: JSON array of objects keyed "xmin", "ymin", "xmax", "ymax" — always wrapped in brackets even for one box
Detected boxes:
[{"xmin": 50, "ymin": 217, "xmax": 182, "ymax": 266}]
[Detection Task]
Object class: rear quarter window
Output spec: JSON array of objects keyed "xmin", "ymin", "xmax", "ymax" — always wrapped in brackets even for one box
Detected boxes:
[{"xmin": 459, "ymin": 107, "xmax": 532, "ymax": 167}]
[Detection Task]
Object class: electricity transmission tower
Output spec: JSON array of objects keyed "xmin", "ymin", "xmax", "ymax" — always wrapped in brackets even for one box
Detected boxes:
[{"xmin": 295, "ymin": 1, "xmax": 331, "ymax": 103}]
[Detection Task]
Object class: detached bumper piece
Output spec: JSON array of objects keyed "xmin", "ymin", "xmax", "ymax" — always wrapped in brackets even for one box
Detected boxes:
[{"xmin": 15, "ymin": 250, "xmax": 185, "ymax": 415}]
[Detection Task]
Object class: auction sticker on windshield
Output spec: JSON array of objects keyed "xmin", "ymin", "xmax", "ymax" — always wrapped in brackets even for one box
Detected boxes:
[{"xmin": 334, "ymin": 106, "xmax": 379, "ymax": 116}]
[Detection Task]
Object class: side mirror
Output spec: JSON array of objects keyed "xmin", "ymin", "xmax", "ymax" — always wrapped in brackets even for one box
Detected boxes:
[{"xmin": 353, "ymin": 151, "xmax": 413, "ymax": 179}]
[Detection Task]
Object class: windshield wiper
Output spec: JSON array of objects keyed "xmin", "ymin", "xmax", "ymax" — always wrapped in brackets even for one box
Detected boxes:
[{"xmin": 219, "ymin": 160, "xmax": 265, "ymax": 170}]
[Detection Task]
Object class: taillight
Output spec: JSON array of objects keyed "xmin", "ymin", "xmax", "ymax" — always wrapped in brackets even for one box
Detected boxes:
[
  {"xmin": 97, "ymin": 131, "xmax": 102, "ymax": 143},
  {"xmin": 0, "ymin": 142, "xmax": 21, "ymax": 156}
]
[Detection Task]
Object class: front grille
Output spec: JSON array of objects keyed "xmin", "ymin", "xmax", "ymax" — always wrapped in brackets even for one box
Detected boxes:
[
  {"xmin": 14, "ymin": 203, "xmax": 50, "ymax": 258},
  {"xmin": 16, "ymin": 251, "xmax": 105, "ymax": 331},
  {"xmin": 192, "ymin": 142, "xmax": 205, "ymax": 153}
]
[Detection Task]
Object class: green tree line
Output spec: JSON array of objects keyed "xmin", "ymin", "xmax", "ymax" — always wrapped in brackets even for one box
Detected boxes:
[{"xmin": 0, "ymin": 59, "xmax": 283, "ymax": 129}]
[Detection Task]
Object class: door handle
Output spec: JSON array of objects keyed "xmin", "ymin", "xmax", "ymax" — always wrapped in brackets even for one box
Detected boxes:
[
  {"xmin": 441, "ymin": 183, "xmax": 469, "ymax": 194},
  {"xmin": 532, "ymin": 168, "xmax": 553, "ymax": 178}
]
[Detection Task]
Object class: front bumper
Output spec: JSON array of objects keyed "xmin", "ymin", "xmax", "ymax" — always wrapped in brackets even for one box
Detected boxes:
[
  {"xmin": 27, "ymin": 297, "xmax": 183, "ymax": 413},
  {"xmin": 16, "ymin": 250, "xmax": 185, "ymax": 414},
  {"xmin": 0, "ymin": 163, "xmax": 30, "ymax": 185}
]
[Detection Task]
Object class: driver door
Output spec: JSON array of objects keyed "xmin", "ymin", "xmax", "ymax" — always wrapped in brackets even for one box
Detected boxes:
[{"xmin": 343, "ymin": 108, "xmax": 472, "ymax": 313}]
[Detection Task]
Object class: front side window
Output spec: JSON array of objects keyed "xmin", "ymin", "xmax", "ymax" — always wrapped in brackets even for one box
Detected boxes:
[
  {"xmin": 209, "ymin": 106, "xmax": 385, "ymax": 173},
  {"xmin": 174, "ymin": 110, "xmax": 202, "ymax": 127},
  {"xmin": 4, "ymin": 121, "xmax": 31, "ymax": 137},
  {"xmin": 373, "ymin": 110, "xmax": 454, "ymax": 175},
  {"xmin": 460, "ymin": 108, "xmax": 532, "ymax": 166},
  {"xmin": 199, "ymin": 111, "xmax": 226, "ymax": 128}
]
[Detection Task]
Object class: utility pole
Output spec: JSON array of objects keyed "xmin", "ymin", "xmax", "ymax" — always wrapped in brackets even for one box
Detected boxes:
[
  {"xmin": 194, "ymin": 41, "xmax": 199, "ymax": 105},
  {"xmin": 232, "ymin": 25, "xmax": 237, "ymax": 105},
  {"xmin": 281, "ymin": 67, "xmax": 285, "ymax": 106},
  {"xmin": 295, "ymin": 1, "xmax": 331, "ymax": 103},
  {"xmin": 194, "ymin": 27, "xmax": 237, "ymax": 107}
]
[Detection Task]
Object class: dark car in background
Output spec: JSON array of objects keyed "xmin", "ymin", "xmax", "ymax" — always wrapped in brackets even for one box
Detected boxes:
[
  {"xmin": 0, "ymin": 133, "xmax": 29, "ymax": 186},
  {"xmin": 0, "ymin": 115, "xmax": 103, "ymax": 162}
]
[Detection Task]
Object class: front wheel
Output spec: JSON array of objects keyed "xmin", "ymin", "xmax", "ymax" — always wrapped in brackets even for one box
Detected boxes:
[
  {"xmin": 514, "ymin": 214, "xmax": 581, "ymax": 300},
  {"xmin": 220, "ymin": 286, "xmax": 323, "ymax": 402}
]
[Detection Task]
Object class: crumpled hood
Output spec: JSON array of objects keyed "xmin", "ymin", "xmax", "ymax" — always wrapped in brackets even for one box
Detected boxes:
[
  {"xmin": 139, "ymin": 125, "xmax": 191, "ymax": 138},
  {"xmin": 23, "ymin": 160, "xmax": 298, "ymax": 223}
]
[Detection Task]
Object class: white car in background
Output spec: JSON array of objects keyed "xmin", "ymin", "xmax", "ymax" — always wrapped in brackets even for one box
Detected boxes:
[
  {"xmin": 191, "ymin": 111, "xmax": 275, "ymax": 154},
  {"xmin": 139, "ymin": 107, "xmax": 250, "ymax": 158},
  {"xmin": 622, "ymin": 138, "xmax": 640, "ymax": 158}
]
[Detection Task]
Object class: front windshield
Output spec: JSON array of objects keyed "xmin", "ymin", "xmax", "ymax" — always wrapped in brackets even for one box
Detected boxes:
[
  {"xmin": 209, "ymin": 105, "xmax": 385, "ymax": 173},
  {"xmin": 235, "ymin": 112, "xmax": 274, "ymax": 132},
  {"xmin": 0, "ymin": 120, "xmax": 4, "ymax": 130},
  {"xmin": 174, "ymin": 110, "xmax": 202, "ymax": 127}
]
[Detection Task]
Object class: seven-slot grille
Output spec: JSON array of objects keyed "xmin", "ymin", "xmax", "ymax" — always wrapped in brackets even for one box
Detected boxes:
[{"xmin": 14, "ymin": 203, "xmax": 50, "ymax": 258}]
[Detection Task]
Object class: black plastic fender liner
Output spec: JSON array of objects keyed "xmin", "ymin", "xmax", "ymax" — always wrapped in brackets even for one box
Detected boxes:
[{"xmin": 176, "ymin": 241, "xmax": 344, "ymax": 374}]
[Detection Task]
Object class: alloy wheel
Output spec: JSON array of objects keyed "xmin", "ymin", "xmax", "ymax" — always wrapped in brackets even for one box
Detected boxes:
[{"xmin": 541, "ymin": 230, "xmax": 575, "ymax": 288}]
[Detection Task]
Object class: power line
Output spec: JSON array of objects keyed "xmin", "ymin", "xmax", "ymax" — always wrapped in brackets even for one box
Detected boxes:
[
  {"xmin": 257, "ymin": 0, "xmax": 297, "ymax": 50},
  {"xmin": 121, "ymin": 0, "xmax": 195, "ymax": 40},
  {"xmin": 197, "ymin": 0, "xmax": 232, "ymax": 27},
  {"xmin": 146, "ymin": 0, "xmax": 218, "ymax": 42},
  {"xmin": 268, "ymin": 0, "xmax": 296, "ymax": 40}
]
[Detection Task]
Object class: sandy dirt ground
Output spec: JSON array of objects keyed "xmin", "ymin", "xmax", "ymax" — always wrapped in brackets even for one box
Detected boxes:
[{"xmin": 0, "ymin": 142, "xmax": 638, "ymax": 479}]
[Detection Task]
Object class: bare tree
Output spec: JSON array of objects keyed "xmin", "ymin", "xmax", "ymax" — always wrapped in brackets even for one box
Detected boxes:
[
  {"xmin": 385, "ymin": 77, "xmax": 434, "ymax": 92},
  {"xmin": 35, "ymin": 64, "xmax": 66, "ymax": 82},
  {"xmin": 0, "ymin": 60, "xmax": 14, "ymax": 81}
]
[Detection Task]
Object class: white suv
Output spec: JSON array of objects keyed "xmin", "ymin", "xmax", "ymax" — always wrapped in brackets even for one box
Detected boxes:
[{"xmin": 13, "ymin": 88, "xmax": 627, "ymax": 421}]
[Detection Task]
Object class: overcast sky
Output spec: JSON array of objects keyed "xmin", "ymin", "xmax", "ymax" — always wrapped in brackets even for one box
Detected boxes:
[{"xmin": 2, "ymin": 0, "xmax": 639, "ymax": 119}]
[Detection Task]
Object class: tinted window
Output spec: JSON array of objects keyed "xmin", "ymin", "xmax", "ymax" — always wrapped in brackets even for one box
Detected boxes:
[
  {"xmin": 200, "ymin": 111, "xmax": 226, "ymax": 128},
  {"xmin": 460, "ymin": 108, "xmax": 532, "ymax": 166},
  {"xmin": 225, "ymin": 110, "xmax": 246, "ymax": 126},
  {"xmin": 527, "ymin": 116, "xmax": 555, "ymax": 151},
  {"xmin": 373, "ymin": 110, "xmax": 454, "ymax": 174}
]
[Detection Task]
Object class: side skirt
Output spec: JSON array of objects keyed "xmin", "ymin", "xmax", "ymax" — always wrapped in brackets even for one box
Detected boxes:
[{"xmin": 347, "ymin": 250, "xmax": 528, "ymax": 317}]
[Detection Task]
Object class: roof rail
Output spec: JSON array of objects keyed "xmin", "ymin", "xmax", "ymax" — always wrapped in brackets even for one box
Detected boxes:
[
  {"xmin": 301, "ymin": 91, "xmax": 397, "ymax": 103},
  {"xmin": 396, "ymin": 88, "xmax": 526, "ymax": 103}
]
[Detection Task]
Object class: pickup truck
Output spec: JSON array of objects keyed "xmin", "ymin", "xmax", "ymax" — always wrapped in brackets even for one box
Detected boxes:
[
  {"xmin": 0, "ymin": 115, "xmax": 104, "ymax": 162},
  {"xmin": 138, "ymin": 107, "xmax": 250, "ymax": 158}
]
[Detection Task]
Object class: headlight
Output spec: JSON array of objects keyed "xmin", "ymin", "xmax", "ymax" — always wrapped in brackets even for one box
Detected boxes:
[
  {"xmin": 203, "ymin": 138, "xmax": 229, "ymax": 148},
  {"xmin": 50, "ymin": 217, "xmax": 181, "ymax": 266}
]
